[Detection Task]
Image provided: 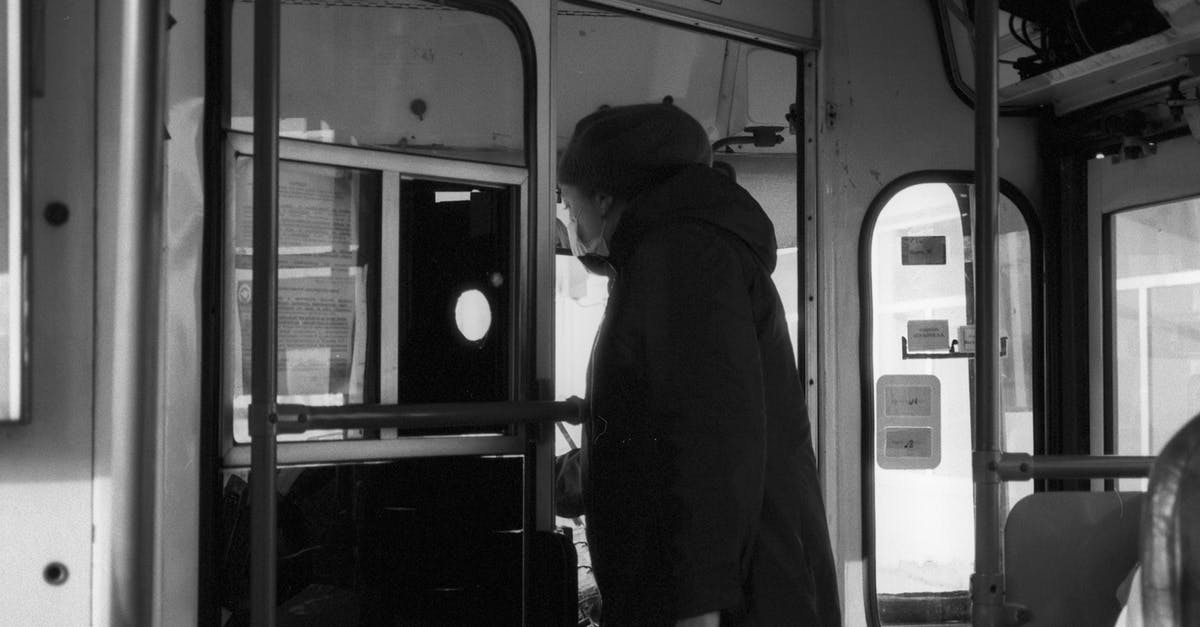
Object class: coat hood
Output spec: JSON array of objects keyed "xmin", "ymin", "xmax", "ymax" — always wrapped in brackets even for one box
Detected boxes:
[{"xmin": 607, "ymin": 164, "xmax": 779, "ymax": 273}]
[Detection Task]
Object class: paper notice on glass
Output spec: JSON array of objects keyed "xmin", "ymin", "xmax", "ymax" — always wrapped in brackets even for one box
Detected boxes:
[
  {"xmin": 286, "ymin": 347, "xmax": 332, "ymax": 396},
  {"xmin": 957, "ymin": 325, "xmax": 976, "ymax": 353},
  {"xmin": 907, "ymin": 319, "xmax": 950, "ymax": 351},
  {"xmin": 234, "ymin": 157, "xmax": 358, "ymax": 266},
  {"xmin": 236, "ymin": 270, "xmax": 361, "ymax": 397},
  {"xmin": 348, "ymin": 268, "xmax": 367, "ymax": 404}
]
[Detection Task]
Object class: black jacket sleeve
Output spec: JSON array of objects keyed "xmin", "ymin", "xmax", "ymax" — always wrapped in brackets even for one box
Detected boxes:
[
  {"xmin": 623, "ymin": 222, "xmax": 767, "ymax": 618},
  {"xmin": 554, "ymin": 448, "xmax": 584, "ymax": 519}
]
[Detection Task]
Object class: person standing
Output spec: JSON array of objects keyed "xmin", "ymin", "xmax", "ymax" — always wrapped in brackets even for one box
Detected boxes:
[{"xmin": 557, "ymin": 103, "xmax": 840, "ymax": 626}]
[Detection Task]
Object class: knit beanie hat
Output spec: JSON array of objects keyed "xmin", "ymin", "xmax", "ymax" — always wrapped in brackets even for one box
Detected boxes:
[{"xmin": 558, "ymin": 104, "xmax": 713, "ymax": 200}]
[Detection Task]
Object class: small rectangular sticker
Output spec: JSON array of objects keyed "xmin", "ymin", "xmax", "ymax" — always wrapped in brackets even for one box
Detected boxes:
[
  {"xmin": 884, "ymin": 427, "xmax": 933, "ymax": 458},
  {"xmin": 876, "ymin": 375, "xmax": 941, "ymax": 470},
  {"xmin": 957, "ymin": 325, "xmax": 975, "ymax": 353},
  {"xmin": 883, "ymin": 384, "xmax": 934, "ymax": 417},
  {"xmin": 901, "ymin": 236, "xmax": 947, "ymax": 265},
  {"xmin": 907, "ymin": 319, "xmax": 950, "ymax": 351}
]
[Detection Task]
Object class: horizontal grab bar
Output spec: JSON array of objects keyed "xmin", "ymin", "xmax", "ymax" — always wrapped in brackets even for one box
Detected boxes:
[
  {"xmin": 261, "ymin": 398, "xmax": 588, "ymax": 434},
  {"xmin": 994, "ymin": 453, "xmax": 1155, "ymax": 481}
]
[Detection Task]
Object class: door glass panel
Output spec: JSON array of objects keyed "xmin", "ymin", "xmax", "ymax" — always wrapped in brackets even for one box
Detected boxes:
[
  {"xmin": 866, "ymin": 180, "xmax": 1036, "ymax": 623},
  {"xmin": 1111, "ymin": 198, "xmax": 1200, "ymax": 490},
  {"xmin": 228, "ymin": 157, "xmax": 382, "ymax": 443},
  {"xmin": 230, "ymin": 0, "xmax": 525, "ymax": 165},
  {"xmin": 226, "ymin": 154, "xmax": 515, "ymax": 444}
]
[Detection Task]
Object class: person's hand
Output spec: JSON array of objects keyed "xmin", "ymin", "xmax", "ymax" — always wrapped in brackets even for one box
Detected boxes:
[{"xmin": 675, "ymin": 611, "xmax": 719, "ymax": 627}]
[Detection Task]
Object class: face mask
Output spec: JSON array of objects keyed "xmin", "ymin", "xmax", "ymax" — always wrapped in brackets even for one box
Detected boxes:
[{"xmin": 567, "ymin": 213, "xmax": 610, "ymax": 258}]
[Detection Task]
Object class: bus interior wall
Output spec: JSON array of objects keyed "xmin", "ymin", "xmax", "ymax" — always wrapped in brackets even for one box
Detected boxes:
[{"xmin": 817, "ymin": 0, "xmax": 1041, "ymax": 620}]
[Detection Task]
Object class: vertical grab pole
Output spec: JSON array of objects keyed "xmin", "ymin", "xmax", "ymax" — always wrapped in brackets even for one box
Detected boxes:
[
  {"xmin": 971, "ymin": 0, "xmax": 1005, "ymax": 626},
  {"xmin": 250, "ymin": 0, "xmax": 281, "ymax": 625}
]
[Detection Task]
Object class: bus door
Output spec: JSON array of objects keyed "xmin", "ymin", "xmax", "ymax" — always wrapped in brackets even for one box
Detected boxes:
[
  {"xmin": 208, "ymin": 0, "xmax": 819, "ymax": 624},
  {"xmin": 210, "ymin": 2, "xmax": 574, "ymax": 624}
]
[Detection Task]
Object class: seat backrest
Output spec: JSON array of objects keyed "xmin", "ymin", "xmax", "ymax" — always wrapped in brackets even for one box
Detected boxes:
[
  {"xmin": 1005, "ymin": 491, "xmax": 1144, "ymax": 626},
  {"xmin": 1141, "ymin": 413, "xmax": 1200, "ymax": 626}
]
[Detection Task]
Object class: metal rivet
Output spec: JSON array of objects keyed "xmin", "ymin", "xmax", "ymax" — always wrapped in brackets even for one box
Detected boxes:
[
  {"xmin": 44, "ymin": 202, "xmax": 69, "ymax": 226},
  {"xmin": 43, "ymin": 562, "xmax": 68, "ymax": 585}
]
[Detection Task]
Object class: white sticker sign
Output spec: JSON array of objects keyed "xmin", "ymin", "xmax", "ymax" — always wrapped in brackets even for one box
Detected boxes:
[
  {"xmin": 957, "ymin": 325, "xmax": 975, "ymax": 353},
  {"xmin": 883, "ymin": 384, "xmax": 933, "ymax": 417},
  {"xmin": 907, "ymin": 319, "xmax": 950, "ymax": 352},
  {"xmin": 901, "ymin": 236, "xmax": 947, "ymax": 266},
  {"xmin": 884, "ymin": 427, "xmax": 933, "ymax": 458},
  {"xmin": 876, "ymin": 375, "xmax": 941, "ymax": 470}
]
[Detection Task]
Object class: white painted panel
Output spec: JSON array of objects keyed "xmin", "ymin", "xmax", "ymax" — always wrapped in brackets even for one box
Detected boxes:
[
  {"xmin": 1088, "ymin": 137, "xmax": 1200, "ymax": 214},
  {"xmin": 0, "ymin": 1, "xmax": 96, "ymax": 624}
]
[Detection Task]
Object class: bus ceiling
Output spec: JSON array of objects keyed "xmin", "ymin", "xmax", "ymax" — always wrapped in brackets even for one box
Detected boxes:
[{"xmin": 934, "ymin": 0, "xmax": 1200, "ymax": 125}]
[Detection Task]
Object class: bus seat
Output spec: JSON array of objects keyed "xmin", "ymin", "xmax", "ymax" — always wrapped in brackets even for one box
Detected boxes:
[
  {"xmin": 1005, "ymin": 491, "xmax": 1144, "ymax": 626},
  {"xmin": 1141, "ymin": 412, "xmax": 1200, "ymax": 626}
]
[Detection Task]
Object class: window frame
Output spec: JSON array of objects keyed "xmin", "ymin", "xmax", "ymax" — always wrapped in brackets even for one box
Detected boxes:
[
  {"xmin": 199, "ymin": 9, "xmax": 537, "ymax": 619},
  {"xmin": 206, "ymin": 0, "xmax": 538, "ymax": 462},
  {"xmin": 858, "ymin": 170, "xmax": 1043, "ymax": 626},
  {"xmin": 1102, "ymin": 192, "xmax": 1200, "ymax": 479},
  {"xmin": 199, "ymin": 5, "xmax": 538, "ymax": 617},
  {"xmin": 219, "ymin": 132, "xmax": 529, "ymax": 467}
]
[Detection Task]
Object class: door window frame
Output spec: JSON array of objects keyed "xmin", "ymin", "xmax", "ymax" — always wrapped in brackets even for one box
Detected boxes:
[
  {"xmin": 858, "ymin": 170, "xmax": 1043, "ymax": 626},
  {"xmin": 1102, "ymin": 191, "xmax": 1200, "ymax": 485}
]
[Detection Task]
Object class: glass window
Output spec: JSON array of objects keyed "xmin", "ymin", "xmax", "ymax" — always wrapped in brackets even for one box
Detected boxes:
[
  {"xmin": 1111, "ymin": 198, "xmax": 1200, "ymax": 489},
  {"xmin": 229, "ymin": 0, "xmax": 525, "ymax": 165},
  {"xmin": 228, "ymin": 157, "xmax": 382, "ymax": 443},
  {"xmin": 224, "ymin": 0, "xmax": 528, "ymax": 448},
  {"xmin": 864, "ymin": 179, "xmax": 1037, "ymax": 624},
  {"xmin": 1, "ymin": 0, "xmax": 24, "ymax": 422},
  {"xmin": 224, "ymin": 138, "xmax": 520, "ymax": 445}
]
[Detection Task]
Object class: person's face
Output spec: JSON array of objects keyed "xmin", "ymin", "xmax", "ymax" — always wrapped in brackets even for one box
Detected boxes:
[{"xmin": 559, "ymin": 183, "xmax": 612, "ymax": 243}]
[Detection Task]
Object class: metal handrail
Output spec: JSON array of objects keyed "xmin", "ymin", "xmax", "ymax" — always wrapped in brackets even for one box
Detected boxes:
[
  {"xmin": 269, "ymin": 399, "xmax": 588, "ymax": 434},
  {"xmin": 249, "ymin": 1, "xmax": 281, "ymax": 625},
  {"xmin": 994, "ymin": 454, "xmax": 1156, "ymax": 481},
  {"xmin": 966, "ymin": 4, "xmax": 1155, "ymax": 626},
  {"xmin": 971, "ymin": 1, "xmax": 1004, "ymax": 625}
]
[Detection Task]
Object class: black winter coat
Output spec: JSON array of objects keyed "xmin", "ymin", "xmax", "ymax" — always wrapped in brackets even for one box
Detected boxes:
[{"xmin": 581, "ymin": 164, "xmax": 840, "ymax": 626}]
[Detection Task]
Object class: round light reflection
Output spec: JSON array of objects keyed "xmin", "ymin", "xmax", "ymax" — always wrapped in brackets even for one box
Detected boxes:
[{"xmin": 454, "ymin": 289, "xmax": 492, "ymax": 342}]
